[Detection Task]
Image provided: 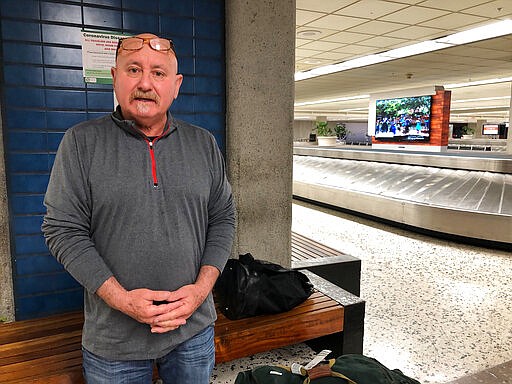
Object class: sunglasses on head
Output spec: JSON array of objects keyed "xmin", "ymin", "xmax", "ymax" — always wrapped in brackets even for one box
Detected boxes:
[{"xmin": 116, "ymin": 37, "xmax": 176, "ymax": 59}]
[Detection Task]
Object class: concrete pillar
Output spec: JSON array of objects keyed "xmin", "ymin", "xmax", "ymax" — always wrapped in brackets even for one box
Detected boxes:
[
  {"xmin": 475, "ymin": 119, "xmax": 485, "ymax": 139},
  {"xmin": 0, "ymin": 109, "xmax": 15, "ymax": 322},
  {"xmin": 225, "ymin": 0, "xmax": 295, "ymax": 267},
  {"xmin": 507, "ymin": 83, "xmax": 512, "ymax": 154}
]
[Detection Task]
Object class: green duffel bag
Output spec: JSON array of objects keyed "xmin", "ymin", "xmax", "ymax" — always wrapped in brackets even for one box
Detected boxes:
[{"xmin": 234, "ymin": 354, "xmax": 421, "ymax": 384}]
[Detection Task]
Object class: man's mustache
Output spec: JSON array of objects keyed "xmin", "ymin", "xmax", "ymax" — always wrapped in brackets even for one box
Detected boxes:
[{"xmin": 130, "ymin": 91, "xmax": 160, "ymax": 103}]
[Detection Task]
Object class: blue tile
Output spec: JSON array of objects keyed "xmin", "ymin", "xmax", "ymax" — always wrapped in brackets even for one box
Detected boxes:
[
  {"xmin": 178, "ymin": 56, "xmax": 194, "ymax": 76},
  {"xmin": 44, "ymin": 46, "xmax": 82, "ymax": 67},
  {"xmin": 159, "ymin": 1, "xmax": 193, "ymax": 15},
  {"xmin": 196, "ymin": 59, "xmax": 222, "ymax": 76},
  {"xmin": 195, "ymin": 76, "xmax": 223, "ymax": 95},
  {"xmin": 87, "ymin": 112, "xmax": 110, "ymax": 120},
  {"xmin": 177, "ymin": 74, "xmax": 194, "ymax": 94},
  {"xmin": 14, "ymin": 234, "xmax": 48, "ymax": 255},
  {"xmin": 195, "ymin": 20, "xmax": 223, "ymax": 40},
  {"xmin": 8, "ymin": 154, "xmax": 49, "ymax": 173},
  {"xmin": 48, "ymin": 132, "xmax": 65, "ymax": 151},
  {"xmin": 5, "ymin": 109, "xmax": 46, "ymax": 130},
  {"xmin": 1, "ymin": 20, "xmax": 41, "ymax": 42},
  {"xmin": 10, "ymin": 174, "xmax": 50, "ymax": 194},
  {"xmin": 87, "ymin": 91, "xmax": 114, "ymax": 110},
  {"xmin": 48, "ymin": 154, "xmax": 56, "ymax": 169},
  {"xmin": 194, "ymin": 95, "xmax": 223, "ymax": 113},
  {"xmin": 13, "ymin": 215, "xmax": 44, "ymax": 235},
  {"xmin": 0, "ymin": 0, "xmax": 39, "ymax": 18},
  {"xmin": 3, "ymin": 42, "xmax": 42, "ymax": 64},
  {"xmin": 170, "ymin": 94, "xmax": 194, "ymax": 114},
  {"xmin": 15, "ymin": 254, "xmax": 64, "ymax": 275},
  {"xmin": 123, "ymin": 0, "xmax": 158, "ymax": 11},
  {"xmin": 45, "ymin": 68, "xmax": 84, "ymax": 87},
  {"xmin": 83, "ymin": 6, "xmax": 122, "ymax": 29},
  {"xmin": 86, "ymin": 0, "xmax": 121, "ymax": 6},
  {"xmin": 7, "ymin": 132, "xmax": 47, "ymax": 151},
  {"xmin": 172, "ymin": 36, "xmax": 194, "ymax": 58},
  {"xmin": 193, "ymin": 113, "xmax": 224, "ymax": 133},
  {"xmin": 160, "ymin": 17, "xmax": 193, "ymax": 38},
  {"xmin": 41, "ymin": 2, "xmax": 82, "ymax": 24},
  {"xmin": 195, "ymin": 0, "xmax": 224, "ymax": 20},
  {"xmin": 15, "ymin": 288, "xmax": 83, "ymax": 320},
  {"xmin": 42, "ymin": 24, "xmax": 82, "ymax": 45},
  {"xmin": 212, "ymin": 132, "xmax": 225, "ymax": 154},
  {"xmin": 122, "ymin": 11, "xmax": 159, "ymax": 31},
  {"xmin": 10, "ymin": 195, "xmax": 46, "ymax": 215},
  {"xmin": 3, "ymin": 65, "xmax": 43, "ymax": 86},
  {"xmin": 47, "ymin": 111, "xmax": 87, "ymax": 129},
  {"xmin": 46, "ymin": 89, "xmax": 86, "ymax": 109},
  {"xmin": 4, "ymin": 87, "xmax": 45, "ymax": 108},
  {"xmin": 15, "ymin": 273, "xmax": 79, "ymax": 296},
  {"xmin": 196, "ymin": 38, "xmax": 223, "ymax": 58}
]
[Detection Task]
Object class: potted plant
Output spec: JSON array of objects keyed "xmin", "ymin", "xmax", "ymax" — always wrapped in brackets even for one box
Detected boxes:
[
  {"xmin": 334, "ymin": 122, "xmax": 350, "ymax": 143},
  {"xmin": 314, "ymin": 121, "xmax": 337, "ymax": 146},
  {"xmin": 461, "ymin": 126, "xmax": 474, "ymax": 139}
]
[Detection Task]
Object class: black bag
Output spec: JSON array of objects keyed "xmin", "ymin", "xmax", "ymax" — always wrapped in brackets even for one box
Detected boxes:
[
  {"xmin": 215, "ymin": 253, "xmax": 314, "ymax": 320},
  {"xmin": 234, "ymin": 354, "xmax": 422, "ymax": 384}
]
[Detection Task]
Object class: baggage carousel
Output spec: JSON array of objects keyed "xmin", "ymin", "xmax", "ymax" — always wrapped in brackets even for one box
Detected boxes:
[{"xmin": 293, "ymin": 146, "xmax": 512, "ymax": 246}]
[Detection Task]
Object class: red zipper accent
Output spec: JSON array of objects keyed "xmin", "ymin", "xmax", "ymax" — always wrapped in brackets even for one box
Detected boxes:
[
  {"xmin": 144, "ymin": 123, "xmax": 172, "ymax": 188},
  {"xmin": 146, "ymin": 139, "xmax": 159, "ymax": 187}
]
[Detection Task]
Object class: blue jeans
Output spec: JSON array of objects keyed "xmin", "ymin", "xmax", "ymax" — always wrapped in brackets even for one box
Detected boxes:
[{"xmin": 82, "ymin": 326, "xmax": 215, "ymax": 384}]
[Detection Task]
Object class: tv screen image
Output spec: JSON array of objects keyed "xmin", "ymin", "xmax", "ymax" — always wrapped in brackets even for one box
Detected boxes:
[
  {"xmin": 375, "ymin": 95, "xmax": 432, "ymax": 142},
  {"xmin": 482, "ymin": 124, "xmax": 499, "ymax": 135}
]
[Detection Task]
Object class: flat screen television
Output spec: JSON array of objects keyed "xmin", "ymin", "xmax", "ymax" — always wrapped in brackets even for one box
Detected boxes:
[
  {"xmin": 482, "ymin": 124, "xmax": 499, "ymax": 135},
  {"xmin": 375, "ymin": 95, "xmax": 432, "ymax": 142}
]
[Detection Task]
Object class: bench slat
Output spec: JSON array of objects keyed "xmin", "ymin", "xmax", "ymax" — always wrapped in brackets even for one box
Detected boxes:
[
  {"xmin": 0, "ymin": 330, "xmax": 82, "ymax": 365},
  {"xmin": 291, "ymin": 232, "xmax": 346, "ymax": 261},
  {"xmin": 0, "ymin": 351, "xmax": 83, "ymax": 382},
  {"xmin": 215, "ymin": 305, "xmax": 343, "ymax": 363},
  {"xmin": 0, "ymin": 312, "xmax": 84, "ymax": 345}
]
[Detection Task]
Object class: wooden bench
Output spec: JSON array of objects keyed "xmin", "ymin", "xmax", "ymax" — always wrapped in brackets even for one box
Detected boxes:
[
  {"xmin": 292, "ymin": 231, "xmax": 361, "ymax": 296},
  {"xmin": 0, "ymin": 311, "xmax": 84, "ymax": 384},
  {"xmin": 0, "ymin": 280, "xmax": 364, "ymax": 383}
]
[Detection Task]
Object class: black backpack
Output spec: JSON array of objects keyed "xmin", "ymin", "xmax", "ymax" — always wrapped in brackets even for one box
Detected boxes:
[
  {"xmin": 235, "ymin": 354, "xmax": 421, "ymax": 384},
  {"xmin": 214, "ymin": 253, "xmax": 314, "ymax": 320}
]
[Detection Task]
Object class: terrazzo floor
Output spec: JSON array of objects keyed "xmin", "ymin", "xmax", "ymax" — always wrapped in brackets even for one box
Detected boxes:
[{"xmin": 212, "ymin": 200, "xmax": 512, "ymax": 384}]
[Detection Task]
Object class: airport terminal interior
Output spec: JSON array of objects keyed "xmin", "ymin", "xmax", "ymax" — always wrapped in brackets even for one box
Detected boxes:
[
  {"xmin": 0, "ymin": 1, "xmax": 511, "ymax": 383},
  {"xmin": 214, "ymin": 1, "xmax": 512, "ymax": 383}
]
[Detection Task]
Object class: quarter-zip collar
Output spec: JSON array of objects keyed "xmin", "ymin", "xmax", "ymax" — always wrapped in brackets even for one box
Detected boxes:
[
  {"xmin": 111, "ymin": 106, "xmax": 177, "ymax": 188},
  {"xmin": 111, "ymin": 106, "xmax": 178, "ymax": 140}
]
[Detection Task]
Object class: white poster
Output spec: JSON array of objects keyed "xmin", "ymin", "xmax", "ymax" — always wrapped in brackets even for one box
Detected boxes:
[{"xmin": 81, "ymin": 31, "xmax": 125, "ymax": 84}]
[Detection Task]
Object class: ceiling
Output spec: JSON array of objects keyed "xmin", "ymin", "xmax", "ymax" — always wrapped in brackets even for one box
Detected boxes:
[{"xmin": 294, "ymin": 0, "xmax": 512, "ymax": 123}]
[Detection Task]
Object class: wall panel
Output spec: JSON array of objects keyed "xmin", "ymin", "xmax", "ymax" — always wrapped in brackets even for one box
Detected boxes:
[{"xmin": 0, "ymin": 0, "xmax": 225, "ymax": 319}]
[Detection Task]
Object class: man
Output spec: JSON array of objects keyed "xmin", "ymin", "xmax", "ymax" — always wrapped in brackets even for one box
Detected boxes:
[{"xmin": 42, "ymin": 33, "xmax": 236, "ymax": 383}]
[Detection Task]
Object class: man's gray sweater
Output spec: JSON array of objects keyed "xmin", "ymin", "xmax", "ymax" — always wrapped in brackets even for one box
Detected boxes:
[{"xmin": 42, "ymin": 109, "xmax": 235, "ymax": 360}]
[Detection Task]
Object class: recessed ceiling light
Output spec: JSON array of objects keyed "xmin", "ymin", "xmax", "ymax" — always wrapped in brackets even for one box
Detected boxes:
[
  {"xmin": 303, "ymin": 59, "xmax": 324, "ymax": 64},
  {"xmin": 297, "ymin": 29, "xmax": 321, "ymax": 38},
  {"xmin": 295, "ymin": 19, "xmax": 512, "ymax": 81}
]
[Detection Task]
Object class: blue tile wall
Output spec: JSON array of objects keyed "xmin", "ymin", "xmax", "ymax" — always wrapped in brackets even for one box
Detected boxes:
[
  {"xmin": 41, "ymin": 2, "xmax": 82, "ymax": 24},
  {"xmin": 10, "ymin": 195, "xmax": 46, "ymax": 215},
  {"xmin": 16, "ymin": 254, "xmax": 64, "ymax": 275},
  {"xmin": 16, "ymin": 289, "xmax": 84, "ymax": 320},
  {"xmin": 122, "ymin": 11, "xmax": 159, "ymax": 31},
  {"xmin": 1, "ymin": 0, "xmax": 226, "ymax": 320},
  {"xmin": 0, "ymin": 0, "xmax": 40, "ymax": 19},
  {"xmin": 3, "ymin": 43, "xmax": 43, "ymax": 65},
  {"xmin": 1, "ymin": 20, "xmax": 41, "ymax": 42},
  {"xmin": 44, "ymin": 46, "xmax": 83, "ymax": 67},
  {"xmin": 46, "ymin": 90, "xmax": 87, "ymax": 110}
]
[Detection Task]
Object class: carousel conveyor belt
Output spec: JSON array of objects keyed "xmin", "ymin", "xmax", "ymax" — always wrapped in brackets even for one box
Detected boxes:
[{"xmin": 293, "ymin": 154, "xmax": 512, "ymax": 245}]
